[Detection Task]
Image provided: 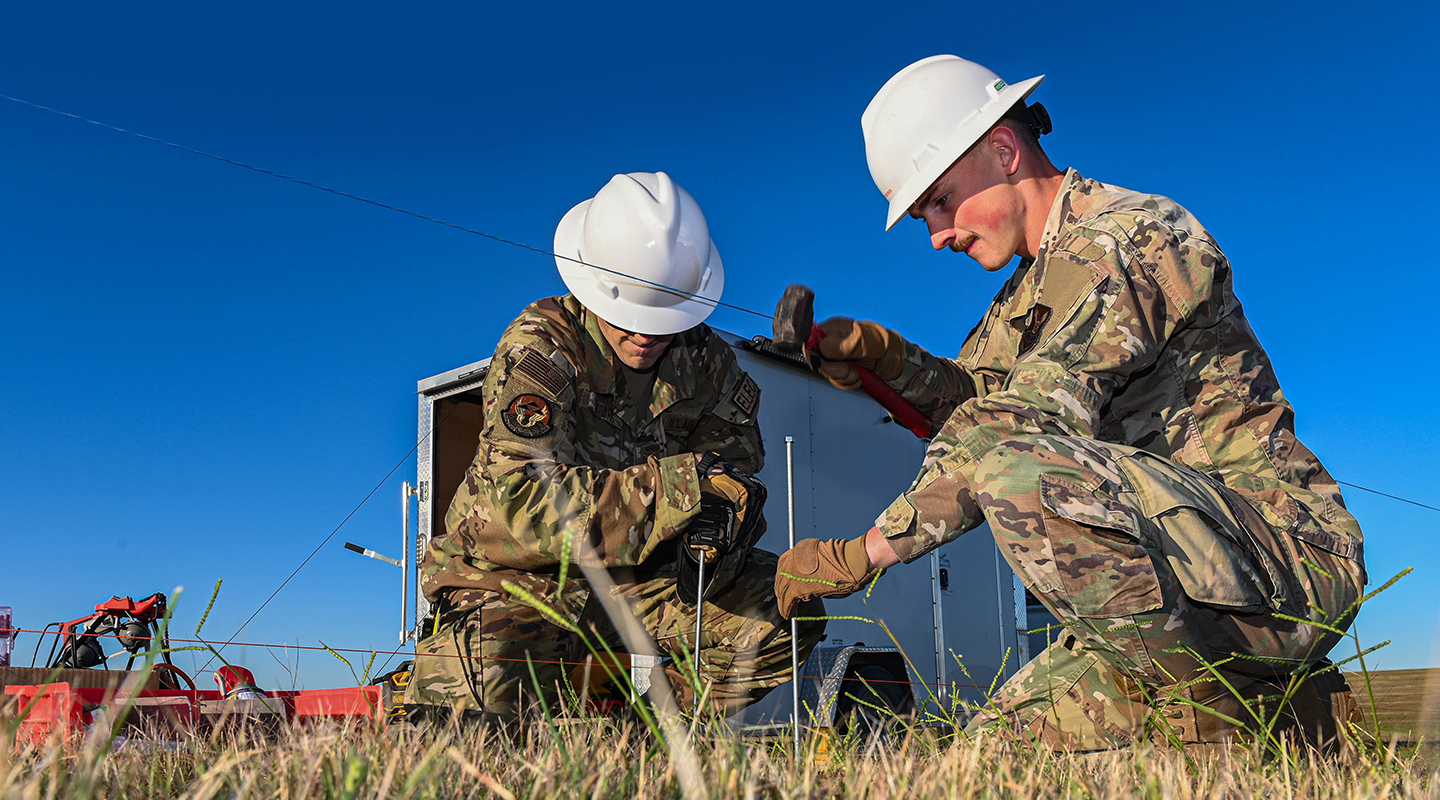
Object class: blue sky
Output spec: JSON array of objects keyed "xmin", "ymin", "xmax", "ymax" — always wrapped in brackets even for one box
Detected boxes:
[{"xmin": 3, "ymin": 1, "xmax": 1437, "ymax": 689}]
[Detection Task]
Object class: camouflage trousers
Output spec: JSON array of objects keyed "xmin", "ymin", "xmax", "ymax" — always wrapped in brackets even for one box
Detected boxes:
[
  {"xmin": 959, "ymin": 435, "xmax": 1364, "ymax": 750},
  {"xmin": 404, "ymin": 549, "xmax": 826, "ymax": 719}
]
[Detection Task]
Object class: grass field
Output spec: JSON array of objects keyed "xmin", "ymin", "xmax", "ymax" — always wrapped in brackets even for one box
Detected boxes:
[
  {"xmin": 2, "ymin": 707, "xmax": 1436, "ymax": 799},
  {"xmin": 5, "ymin": 575, "xmax": 1435, "ymax": 798},
  {"xmin": 1349, "ymin": 670, "xmax": 1440, "ymax": 743}
]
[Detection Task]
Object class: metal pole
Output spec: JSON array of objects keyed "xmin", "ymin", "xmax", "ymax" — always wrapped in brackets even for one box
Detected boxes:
[
  {"xmin": 415, "ymin": 482, "xmax": 427, "ymax": 640},
  {"xmin": 930, "ymin": 551, "xmax": 947, "ymax": 708},
  {"xmin": 401, "ymin": 481, "xmax": 412, "ymax": 644},
  {"xmin": 786, "ymin": 435, "xmax": 800, "ymax": 762}
]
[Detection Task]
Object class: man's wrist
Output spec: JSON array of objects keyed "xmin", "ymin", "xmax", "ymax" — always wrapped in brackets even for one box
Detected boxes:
[{"xmin": 862, "ymin": 527, "xmax": 901, "ymax": 571}]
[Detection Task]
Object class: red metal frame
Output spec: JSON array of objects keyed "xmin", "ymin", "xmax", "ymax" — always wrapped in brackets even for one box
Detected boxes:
[
  {"xmin": 5, "ymin": 682, "xmax": 384, "ymax": 746},
  {"xmin": 47, "ymin": 594, "xmax": 169, "ymax": 669}
]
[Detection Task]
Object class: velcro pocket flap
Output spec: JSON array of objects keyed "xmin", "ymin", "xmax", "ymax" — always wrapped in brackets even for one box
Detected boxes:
[{"xmin": 1121, "ymin": 459, "xmax": 1273, "ymax": 612}]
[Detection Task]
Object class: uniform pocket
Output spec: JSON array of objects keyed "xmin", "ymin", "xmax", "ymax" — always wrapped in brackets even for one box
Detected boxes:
[
  {"xmin": 1040, "ymin": 475, "xmax": 1164, "ymax": 619},
  {"xmin": 1121, "ymin": 458, "xmax": 1275, "ymax": 612}
]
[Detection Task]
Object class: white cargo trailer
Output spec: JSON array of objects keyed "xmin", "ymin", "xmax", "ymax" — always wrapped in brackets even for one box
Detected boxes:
[{"xmin": 403, "ymin": 331, "xmax": 1054, "ymax": 727}]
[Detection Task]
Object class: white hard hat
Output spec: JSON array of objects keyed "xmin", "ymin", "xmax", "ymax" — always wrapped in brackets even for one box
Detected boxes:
[
  {"xmin": 554, "ymin": 171, "xmax": 724, "ymax": 336},
  {"xmin": 862, "ymin": 55, "xmax": 1044, "ymax": 231}
]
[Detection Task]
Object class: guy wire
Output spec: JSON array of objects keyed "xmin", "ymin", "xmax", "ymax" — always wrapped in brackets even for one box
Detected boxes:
[
  {"xmin": 0, "ymin": 91, "xmax": 775, "ymax": 669},
  {"xmin": 1336, "ymin": 481, "xmax": 1440, "ymax": 513},
  {"xmin": 0, "ymin": 92, "xmax": 773, "ymax": 322},
  {"xmin": 197, "ymin": 400, "xmax": 461, "ymax": 673}
]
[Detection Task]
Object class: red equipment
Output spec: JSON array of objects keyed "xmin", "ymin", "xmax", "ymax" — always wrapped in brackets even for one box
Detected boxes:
[
  {"xmin": 4, "ymin": 682, "xmax": 384, "ymax": 745},
  {"xmin": 36, "ymin": 593, "xmax": 173, "ymax": 673},
  {"xmin": 214, "ymin": 665, "xmax": 266, "ymax": 699}
]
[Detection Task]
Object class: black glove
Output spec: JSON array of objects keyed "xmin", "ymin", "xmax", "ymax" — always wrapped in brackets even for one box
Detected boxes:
[{"xmin": 676, "ymin": 453, "xmax": 767, "ymax": 606}]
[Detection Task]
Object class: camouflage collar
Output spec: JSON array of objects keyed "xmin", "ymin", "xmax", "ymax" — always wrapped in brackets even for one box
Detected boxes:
[
  {"xmin": 1004, "ymin": 168, "xmax": 1092, "ymax": 322},
  {"xmin": 1005, "ymin": 260, "xmax": 1038, "ymax": 323},
  {"xmin": 579, "ymin": 304, "xmax": 621, "ymax": 393},
  {"xmin": 1036, "ymin": 167, "xmax": 1087, "ymax": 262},
  {"xmin": 575, "ymin": 299, "xmax": 699, "ymax": 423},
  {"xmin": 647, "ymin": 349, "xmax": 698, "ymax": 419}
]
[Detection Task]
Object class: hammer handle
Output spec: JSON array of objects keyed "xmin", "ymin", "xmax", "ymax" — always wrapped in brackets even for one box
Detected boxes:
[{"xmin": 806, "ymin": 324, "xmax": 933, "ymax": 439}]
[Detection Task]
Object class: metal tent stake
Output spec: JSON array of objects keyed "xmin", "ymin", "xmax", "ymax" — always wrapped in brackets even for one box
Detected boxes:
[
  {"xmin": 786, "ymin": 435, "xmax": 800, "ymax": 762},
  {"xmin": 693, "ymin": 550, "xmax": 706, "ymax": 714}
]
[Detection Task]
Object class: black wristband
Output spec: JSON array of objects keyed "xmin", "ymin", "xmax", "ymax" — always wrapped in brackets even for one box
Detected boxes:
[{"xmin": 696, "ymin": 451, "xmax": 726, "ymax": 475}]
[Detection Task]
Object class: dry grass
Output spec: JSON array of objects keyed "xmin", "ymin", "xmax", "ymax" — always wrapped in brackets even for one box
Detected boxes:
[
  {"xmin": 1350, "ymin": 670, "xmax": 1440, "ymax": 743},
  {"xmin": 2, "ymin": 711, "xmax": 1436, "ymax": 800},
  {"xmin": 7, "ymin": 573, "xmax": 1431, "ymax": 798}
]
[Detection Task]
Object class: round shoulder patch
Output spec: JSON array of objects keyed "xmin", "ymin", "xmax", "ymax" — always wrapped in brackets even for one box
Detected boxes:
[{"xmin": 501, "ymin": 394, "xmax": 554, "ymax": 438}]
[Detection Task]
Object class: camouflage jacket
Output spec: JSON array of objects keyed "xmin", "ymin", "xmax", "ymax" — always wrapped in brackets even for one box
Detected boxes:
[
  {"xmin": 421, "ymin": 294, "xmax": 764, "ymax": 598},
  {"xmin": 874, "ymin": 169, "xmax": 1363, "ymax": 567}
]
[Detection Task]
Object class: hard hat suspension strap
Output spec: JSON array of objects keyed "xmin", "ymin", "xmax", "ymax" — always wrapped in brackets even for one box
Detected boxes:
[{"xmin": 1003, "ymin": 101, "xmax": 1053, "ymax": 140}]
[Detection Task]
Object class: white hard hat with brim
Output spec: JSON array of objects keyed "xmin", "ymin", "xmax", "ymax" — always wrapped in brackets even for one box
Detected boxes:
[
  {"xmin": 554, "ymin": 172, "xmax": 725, "ymax": 336},
  {"xmin": 863, "ymin": 55, "xmax": 1044, "ymax": 231}
]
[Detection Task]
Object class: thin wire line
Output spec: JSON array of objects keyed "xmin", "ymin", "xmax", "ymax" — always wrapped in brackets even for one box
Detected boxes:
[
  {"xmin": 197, "ymin": 401, "xmax": 459, "ymax": 673},
  {"xmin": 0, "ymin": 91, "xmax": 779, "ymax": 667},
  {"xmin": 6, "ymin": 627, "xmax": 983, "ymax": 690},
  {"xmin": 0, "ymin": 92, "xmax": 773, "ymax": 322},
  {"xmin": 1337, "ymin": 481, "xmax": 1440, "ymax": 513}
]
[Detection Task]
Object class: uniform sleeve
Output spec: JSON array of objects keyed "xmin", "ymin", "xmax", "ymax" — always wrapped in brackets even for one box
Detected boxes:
[
  {"xmin": 473, "ymin": 341, "xmax": 702, "ymax": 571},
  {"xmin": 885, "ymin": 340, "xmax": 980, "ymax": 434},
  {"xmin": 685, "ymin": 336, "xmax": 765, "ymax": 475},
  {"xmin": 875, "ymin": 216, "xmax": 1220, "ymax": 561}
]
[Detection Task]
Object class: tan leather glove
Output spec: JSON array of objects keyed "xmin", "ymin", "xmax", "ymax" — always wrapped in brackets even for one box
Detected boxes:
[
  {"xmin": 690, "ymin": 452, "xmax": 764, "ymax": 559},
  {"xmin": 695, "ymin": 471, "xmax": 750, "ymax": 557},
  {"xmin": 678, "ymin": 453, "xmax": 767, "ymax": 606},
  {"xmin": 814, "ymin": 318, "xmax": 907, "ymax": 390},
  {"xmin": 774, "ymin": 536, "xmax": 882, "ymax": 619}
]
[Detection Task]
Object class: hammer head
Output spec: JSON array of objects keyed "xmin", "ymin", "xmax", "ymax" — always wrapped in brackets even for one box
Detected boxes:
[{"xmin": 772, "ymin": 284, "xmax": 815, "ymax": 352}]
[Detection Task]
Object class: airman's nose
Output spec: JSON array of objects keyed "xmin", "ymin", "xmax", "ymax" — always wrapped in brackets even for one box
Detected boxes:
[{"xmin": 930, "ymin": 227, "xmax": 957, "ymax": 251}]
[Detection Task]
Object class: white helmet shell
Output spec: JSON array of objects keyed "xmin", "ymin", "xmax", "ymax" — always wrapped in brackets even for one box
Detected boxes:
[
  {"xmin": 862, "ymin": 55, "xmax": 1044, "ymax": 231},
  {"xmin": 554, "ymin": 172, "xmax": 724, "ymax": 335}
]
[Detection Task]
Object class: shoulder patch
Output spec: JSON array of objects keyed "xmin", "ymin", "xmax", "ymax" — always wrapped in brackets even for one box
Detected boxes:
[
  {"xmin": 1039, "ymin": 240, "xmax": 1105, "ymax": 311},
  {"xmin": 730, "ymin": 374, "xmax": 760, "ymax": 418},
  {"xmin": 501, "ymin": 394, "xmax": 554, "ymax": 438},
  {"xmin": 514, "ymin": 350, "xmax": 568, "ymax": 398}
]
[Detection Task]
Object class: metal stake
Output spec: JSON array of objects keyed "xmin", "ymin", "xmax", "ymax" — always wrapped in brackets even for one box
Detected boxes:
[
  {"xmin": 786, "ymin": 435, "xmax": 801, "ymax": 762},
  {"xmin": 692, "ymin": 551, "xmax": 707, "ymax": 714}
]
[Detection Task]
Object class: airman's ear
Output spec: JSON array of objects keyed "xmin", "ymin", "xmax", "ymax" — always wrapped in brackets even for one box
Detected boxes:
[{"xmin": 988, "ymin": 124, "xmax": 1022, "ymax": 178}]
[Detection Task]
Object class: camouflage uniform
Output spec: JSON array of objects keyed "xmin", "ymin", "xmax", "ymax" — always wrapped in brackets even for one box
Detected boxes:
[
  {"xmin": 407, "ymin": 294, "xmax": 824, "ymax": 717},
  {"xmin": 872, "ymin": 170, "xmax": 1365, "ymax": 748}
]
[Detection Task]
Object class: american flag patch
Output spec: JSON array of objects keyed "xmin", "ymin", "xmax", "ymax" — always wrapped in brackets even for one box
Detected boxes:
[{"xmin": 514, "ymin": 350, "xmax": 568, "ymax": 397}]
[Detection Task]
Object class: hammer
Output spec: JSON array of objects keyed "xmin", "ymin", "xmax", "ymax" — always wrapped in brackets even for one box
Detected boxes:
[{"xmin": 773, "ymin": 284, "xmax": 933, "ymax": 439}]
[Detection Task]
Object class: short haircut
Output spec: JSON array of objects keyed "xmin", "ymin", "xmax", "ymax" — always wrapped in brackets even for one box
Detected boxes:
[{"xmin": 999, "ymin": 101, "xmax": 1051, "ymax": 156}]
